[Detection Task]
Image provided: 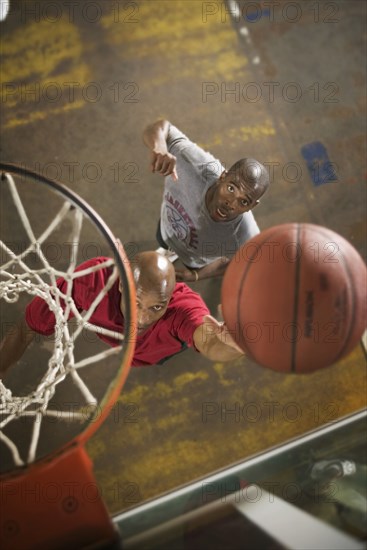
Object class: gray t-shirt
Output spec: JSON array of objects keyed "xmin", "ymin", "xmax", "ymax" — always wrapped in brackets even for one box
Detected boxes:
[{"xmin": 160, "ymin": 124, "xmax": 260, "ymax": 268}]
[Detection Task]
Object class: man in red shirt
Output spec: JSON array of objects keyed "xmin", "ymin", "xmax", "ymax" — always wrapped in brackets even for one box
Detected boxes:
[{"xmin": 0, "ymin": 251, "xmax": 243, "ymax": 375}]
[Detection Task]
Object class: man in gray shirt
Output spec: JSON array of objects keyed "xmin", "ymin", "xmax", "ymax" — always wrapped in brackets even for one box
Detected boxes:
[{"xmin": 143, "ymin": 120, "xmax": 270, "ymax": 281}]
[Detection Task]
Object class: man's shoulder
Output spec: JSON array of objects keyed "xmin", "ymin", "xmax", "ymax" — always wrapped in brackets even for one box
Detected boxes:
[
  {"xmin": 171, "ymin": 282, "xmax": 202, "ymax": 299},
  {"xmin": 236, "ymin": 211, "xmax": 260, "ymax": 236},
  {"xmin": 168, "ymin": 283, "xmax": 209, "ymax": 312},
  {"xmin": 158, "ymin": 283, "xmax": 209, "ymax": 336}
]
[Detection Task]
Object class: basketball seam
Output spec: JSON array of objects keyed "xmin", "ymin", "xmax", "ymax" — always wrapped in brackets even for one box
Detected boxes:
[{"xmin": 291, "ymin": 224, "xmax": 301, "ymax": 373}]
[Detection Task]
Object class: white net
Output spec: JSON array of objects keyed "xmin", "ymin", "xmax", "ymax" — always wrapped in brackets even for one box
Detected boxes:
[{"xmin": 0, "ymin": 173, "xmax": 127, "ymax": 467}]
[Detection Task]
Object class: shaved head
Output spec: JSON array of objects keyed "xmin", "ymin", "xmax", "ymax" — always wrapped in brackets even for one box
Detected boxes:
[
  {"xmin": 228, "ymin": 158, "xmax": 269, "ymax": 199},
  {"xmin": 119, "ymin": 251, "xmax": 176, "ymax": 334},
  {"xmin": 131, "ymin": 251, "xmax": 176, "ymax": 299}
]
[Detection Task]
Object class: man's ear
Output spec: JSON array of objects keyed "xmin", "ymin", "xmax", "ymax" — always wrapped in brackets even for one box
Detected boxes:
[
  {"xmin": 220, "ymin": 170, "xmax": 228, "ymax": 180},
  {"xmin": 251, "ymin": 199, "xmax": 260, "ymax": 209}
]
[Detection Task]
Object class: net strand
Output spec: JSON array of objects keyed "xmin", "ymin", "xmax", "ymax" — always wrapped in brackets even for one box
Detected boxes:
[
  {"xmin": 0, "ymin": 201, "xmax": 72, "ymax": 272},
  {"xmin": 0, "ymin": 429, "xmax": 24, "ymax": 467}
]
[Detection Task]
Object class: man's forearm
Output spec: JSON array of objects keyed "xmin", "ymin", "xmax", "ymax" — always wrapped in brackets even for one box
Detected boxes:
[
  {"xmin": 143, "ymin": 119, "xmax": 177, "ymax": 180},
  {"xmin": 176, "ymin": 258, "xmax": 230, "ymax": 282},
  {"xmin": 143, "ymin": 119, "xmax": 170, "ymax": 153},
  {"xmin": 0, "ymin": 317, "xmax": 35, "ymax": 377},
  {"xmin": 202, "ymin": 334, "xmax": 244, "ymax": 362},
  {"xmin": 197, "ymin": 258, "xmax": 230, "ymax": 280},
  {"xmin": 193, "ymin": 318, "xmax": 244, "ymax": 362}
]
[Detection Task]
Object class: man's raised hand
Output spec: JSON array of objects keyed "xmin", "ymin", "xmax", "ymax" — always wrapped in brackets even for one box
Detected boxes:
[{"xmin": 151, "ymin": 151, "xmax": 178, "ymax": 181}]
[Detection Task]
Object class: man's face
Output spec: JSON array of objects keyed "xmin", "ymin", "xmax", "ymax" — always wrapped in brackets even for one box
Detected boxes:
[
  {"xmin": 119, "ymin": 282, "xmax": 170, "ymax": 335},
  {"xmin": 206, "ymin": 171, "xmax": 260, "ymax": 222}
]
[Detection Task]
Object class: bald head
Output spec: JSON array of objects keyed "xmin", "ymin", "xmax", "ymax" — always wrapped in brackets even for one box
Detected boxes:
[
  {"xmin": 119, "ymin": 251, "xmax": 176, "ymax": 333},
  {"xmin": 131, "ymin": 251, "xmax": 176, "ymax": 298},
  {"xmin": 228, "ymin": 158, "xmax": 269, "ymax": 199}
]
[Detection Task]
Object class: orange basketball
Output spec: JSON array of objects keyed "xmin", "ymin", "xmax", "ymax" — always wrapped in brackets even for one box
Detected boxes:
[{"xmin": 221, "ymin": 223, "xmax": 367, "ymax": 373}]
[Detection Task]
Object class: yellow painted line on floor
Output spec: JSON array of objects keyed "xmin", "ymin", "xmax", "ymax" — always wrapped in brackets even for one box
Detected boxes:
[
  {"xmin": 96, "ymin": 368, "xmax": 214, "ymax": 452},
  {"xmin": 1, "ymin": 18, "xmax": 85, "ymax": 80},
  {"xmin": 157, "ymin": 411, "xmax": 190, "ymax": 431},
  {"xmin": 123, "ymin": 438, "xmax": 214, "ymax": 483},
  {"xmin": 213, "ymin": 362, "xmax": 235, "ymax": 387},
  {"xmin": 231, "ymin": 123, "xmax": 276, "ymax": 141},
  {"xmin": 87, "ymin": 437, "xmax": 106, "ymax": 462},
  {"xmin": 199, "ymin": 121, "xmax": 276, "ymax": 148},
  {"xmin": 1, "ymin": 17, "xmax": 90, "ymax": 127},
  {"xmin": 116, "ymin": 383, "xmax": 151, "ymax": 405},
  {"xmin": 102, "ymin": 1, "xmax": 249, "ymax": 84},
  {"xmin": 4, "ymin": 99, "xmax": 86, "ymax": 129},
  {"xmin": 173, "ymin": 370, "xmax": 209, "ymax": 388},
  {"xmin": 2, "ymin": 64, "xmax": 90, "ymax": 109}
]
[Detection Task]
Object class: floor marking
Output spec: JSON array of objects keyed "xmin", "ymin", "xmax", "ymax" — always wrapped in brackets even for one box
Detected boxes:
[{"xmin": 301, "ymin": 141, "xmax": 338, "ymax": 186}]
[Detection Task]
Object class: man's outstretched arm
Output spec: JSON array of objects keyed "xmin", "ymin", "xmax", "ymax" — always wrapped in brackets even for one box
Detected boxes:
[
  {"xmin": 193, "ymin": 315, "xmax": 244, "ymax": 362},
  {"xmin": 143, "ymin": 119, "xmax": 178, "ymax": 180},
  {"xmin": 0, "ymin": 317, "xmax": 35, "ymax": 378}
]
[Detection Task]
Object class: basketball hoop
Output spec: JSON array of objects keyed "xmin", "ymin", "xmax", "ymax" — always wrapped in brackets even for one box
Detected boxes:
[{"xmin": 0, "ymin": 162, "xmax": 137, "ymax": 549}]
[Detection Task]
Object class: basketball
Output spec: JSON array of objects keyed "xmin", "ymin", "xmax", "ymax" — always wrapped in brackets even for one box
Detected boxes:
[{"xmin": 221, "ymin": 223, "xmax": 367, "ymax": 374}]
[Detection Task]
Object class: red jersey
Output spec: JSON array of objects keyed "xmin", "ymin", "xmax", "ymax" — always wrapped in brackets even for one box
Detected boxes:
[{"xmin": 25, "ymin": 257, "xmax": 210, "ymax": 367}]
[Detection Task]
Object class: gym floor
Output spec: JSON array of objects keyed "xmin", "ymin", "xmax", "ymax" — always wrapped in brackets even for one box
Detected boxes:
[{"xmin": 1, "ymin": 0, "xmax": 366, "ymax": 519}]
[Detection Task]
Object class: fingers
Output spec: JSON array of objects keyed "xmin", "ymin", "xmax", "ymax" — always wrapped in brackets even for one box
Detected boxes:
[
  {"xmin": 221, "ymin": 325, "xmax": 244, "ymax": 353},
  {"xmin": 151, "ymin": 152, "xmax": 178, "ymax": 180},
  {"xmin": 202, "ymin": 315, "xmax": 223, "ymax": 330},
  {"xmin": 217, "ymin": 304, "xmax": 224, "ymax": 322},
  {"xmin": 202, "ymin": 315, "xmax": 244, "ymax": 354},
  {"xmin": 171, "ymin": 166, "xmax": 178, "ymax": 181}
]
